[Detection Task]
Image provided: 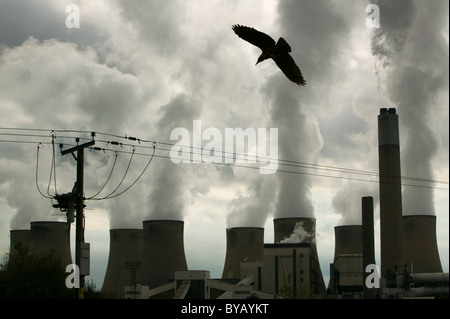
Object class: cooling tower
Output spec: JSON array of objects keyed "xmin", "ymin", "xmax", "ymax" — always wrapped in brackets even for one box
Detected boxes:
[
  {"xmin": 221, "ymin": 227, "xmax": 264, "ymax": 279},
  {"xmin": 403, "ymin": 215, "xmax": 442, "ymax": 273},
  {"xmin": 378, "ymin": 108, "xmax": 404, "ymax": 279},
  {"xmin": 273, "ymin": 218, "xmax": 326, "ymax": 295},
  {"xmin": 29, "ymin": 221, "xmax": 72, "ymax": 267},
  {"xmin": 9, "ymin": 229, "xmax": 31, "ymax": 255},
  {"xmin": 102, "ymin": 229, "xmax": 143, "ymax": 299},
  {"xmin": 333, "ymin": 225, "xmax": 362, "ymax": 260},
  {"xmin": 140, "ymin": 220, "xmax": 188, "ymax": 290}
]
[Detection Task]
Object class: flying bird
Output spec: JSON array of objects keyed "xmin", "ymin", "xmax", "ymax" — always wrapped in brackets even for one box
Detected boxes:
[{"xmin": 232, "ymin": 24, "xmax": 306, "ymax": 86}]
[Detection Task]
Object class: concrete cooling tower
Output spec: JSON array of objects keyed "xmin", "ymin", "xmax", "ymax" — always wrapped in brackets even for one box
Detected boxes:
[
  {"xmin": 29, "ymin": 221, "xmax": 72, "ymax": 267},
  {"xmin": 102, "ymin": 229, "xmax": 143, "ymax": 299},
  {"xmin": 378, "ymin": 108, "xmax": 404, "ymax": 279},
  {"xmin": 403, "ymin": 215, "xmax": 443, "ymax": 273},
  {"xmin": 333, "ymin": 225, "xmax": 362, "ymax": 260},
  {"xmin": 330, "ymin": 225, "xmax": 364, "ymax": 294},
  {"xmin": 221, "ymin": 227, "xmax": 264, "ymax": 279},
  {"xmin": 140, "ymin": 220, "xmax": 188, "ymax": 290},
  {"xmin": 272, "ymin": 218, "xmax": 326, "ymax": 296},
  {"xmin": 9, "ymin": 229, "xmax": 31, "ymax": 255}
]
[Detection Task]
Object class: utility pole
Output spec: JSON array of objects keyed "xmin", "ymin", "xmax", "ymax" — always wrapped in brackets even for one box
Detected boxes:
[{"xmin": 60, "ymin": 137, "xmax": 95, "ymax": 299}]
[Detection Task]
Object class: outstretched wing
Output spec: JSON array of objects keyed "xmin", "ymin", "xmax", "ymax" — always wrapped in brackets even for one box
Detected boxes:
[
  {"xmin": 273, "ymin": 53, "xmax": 306, "ymax": 86},
  {"xmin": 232, "ymin": 24, "xmax": 275, "ymax": 50}
]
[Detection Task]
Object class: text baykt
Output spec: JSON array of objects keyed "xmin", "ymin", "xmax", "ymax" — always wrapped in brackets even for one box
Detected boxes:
[{"xmin": 226, "ymin": 303, "xmax": 269, "ymax": 314}]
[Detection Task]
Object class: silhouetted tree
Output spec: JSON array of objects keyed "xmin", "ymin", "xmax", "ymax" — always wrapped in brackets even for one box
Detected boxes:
[{"xmin": 0, "ymin": 243, "xmax": 73, "ymax": 299}]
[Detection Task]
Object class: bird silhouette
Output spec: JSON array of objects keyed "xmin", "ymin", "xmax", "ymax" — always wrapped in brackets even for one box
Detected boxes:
[{"xmin": 232, "ymin": 24, "xmax": 306, "ymax": 86}]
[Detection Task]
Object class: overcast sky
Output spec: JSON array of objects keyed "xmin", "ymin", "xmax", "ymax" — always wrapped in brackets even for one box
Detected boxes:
[{"xmin": 0, "ymin": 0, "xmax": 448, "ymax": 288}]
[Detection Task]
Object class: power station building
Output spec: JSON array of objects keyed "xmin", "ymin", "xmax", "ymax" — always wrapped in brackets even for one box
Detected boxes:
[
  {"xmin": 7, "ymin": 108, "xmax": 447, "ymax": 299},
  {"xmin": 327, "ymin": 108, "xmax": 447, "ymax": 299},
  {"xmin": 119, "ymin": 218, "xmax": 327, "ymax": 299}
]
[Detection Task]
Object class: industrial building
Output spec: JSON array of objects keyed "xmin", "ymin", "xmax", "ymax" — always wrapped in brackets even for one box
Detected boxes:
[
  {"xmin": 121, "ymin": 218, "xmax": 327, "ymax": 299},
  {"xmin": 328, "ymin": 225, "xmax": 363, "ymax": 296},
  {"xmin": 327, "ymin": 108, "xmax": 448, "ymax": 299}
]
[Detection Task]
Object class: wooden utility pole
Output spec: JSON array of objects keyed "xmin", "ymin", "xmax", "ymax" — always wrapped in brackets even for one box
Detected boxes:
[{"xmin": 61, "ymin": 138, "xmax": 95, "ymax": 299}]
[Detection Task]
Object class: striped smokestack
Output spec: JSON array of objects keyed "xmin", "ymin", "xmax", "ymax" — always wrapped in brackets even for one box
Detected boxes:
[
  {"xmin": 378, "ymin": 108, "xmax": 404, "ymax": 280},
  {"xmin": 221, "ymin": 227, "xmax": 264, "ymax": 279},
  {"xmin": 140, "ymin": 220, "xmax": 188, "ymax": 290},
  {"xmin": 102, "ymin": 228, "xmax": 143, "ymax": 299},
  {"xmin": 403, "ymin": 215, "xmax": 442, "ymax": 273}
]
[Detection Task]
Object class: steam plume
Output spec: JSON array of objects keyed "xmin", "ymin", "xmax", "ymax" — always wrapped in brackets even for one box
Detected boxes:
[{"xmin": 371, "ymin": 0, "xmax": 449, "ymax": 216}]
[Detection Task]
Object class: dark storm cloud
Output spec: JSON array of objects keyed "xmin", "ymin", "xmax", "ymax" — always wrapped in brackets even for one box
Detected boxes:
[
  {"xmin": 0, "ymin": 0, "xmax": 106, "ymax": 48},
  {"xmin": 116, "ymin": 0, "xmax": 184, "ymax": 56},
  {"xmin": 0, "ymin": 37, "xmax": 147, "ymax": 229}
]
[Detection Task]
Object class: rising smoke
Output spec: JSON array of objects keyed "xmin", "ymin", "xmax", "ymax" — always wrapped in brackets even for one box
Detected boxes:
[
  {"xmin": 146, "ymin": 94, "xmax": 202, "ymax": 221},
  {"xmin": 228, "ymin": 0, "xmax": 357, "ymax": 227},
  {"xmin": 371, "ymin": 0, "xmax": 449, "ymax": 216},
  {"xmin": 226, "ymin": 174, "xmax": 277, "ymax": 227},
  {"xmin": 279, "ymin": 221, "xmax": 315, "ymax": 244},
  {"xmin": 267, "ymin": 0, "xmax": 349, "ymax": 220}
]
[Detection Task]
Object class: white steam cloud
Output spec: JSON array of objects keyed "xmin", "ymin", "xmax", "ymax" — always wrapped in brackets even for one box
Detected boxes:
[
  {"xmin": 371, "ymin": 0, "xmax": 449, "ymax": 216},
  {"xmin": 279, "ymin": 221, "xmax": 315, "ymax": 244}
]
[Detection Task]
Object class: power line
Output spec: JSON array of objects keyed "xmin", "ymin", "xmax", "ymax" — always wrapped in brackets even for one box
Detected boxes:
[
  {"xmin": 89, "ymin": 142, "xmax": 156, "ymax": 200},
  {"xmin": 85, "ymin": 151, "xmax": 118, "ymax": 200},
  {"xmin": 0, "ymin": 127, "xmax": 448, "ymax": 191},
  {"xmin": 35, "ymin": 143, "xmax": 53, "ymax": 199},
  {"xmin": 2, "ymin": 133, "xmax": 449, "ymax": 190}
]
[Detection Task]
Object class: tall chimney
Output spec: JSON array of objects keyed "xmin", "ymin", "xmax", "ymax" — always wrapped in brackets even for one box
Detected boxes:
[
  {"xmin": 140, "ymin": 220, "xmax": 188, "ymax": 290},
  {"xmin": 403, "ymin": 215, "xmax": 442, "ymax": 273},
  {"xmin": 221, "ymin": 227, "xmax": 264, "ymax": 279},
  {"xmin": 362, "ymin": 196, "xmax": 378, "ymax": 299},
  {"xmin": 102, "ymin": 228, "xmax": 143, "ymax": 299},
  {"xmin": 29, "ymin": 221, "xmax": 72, "ymax": 267},
  {"xmin": 378, "ymin": 108, "xmax": 404, "ymax": 280}
]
